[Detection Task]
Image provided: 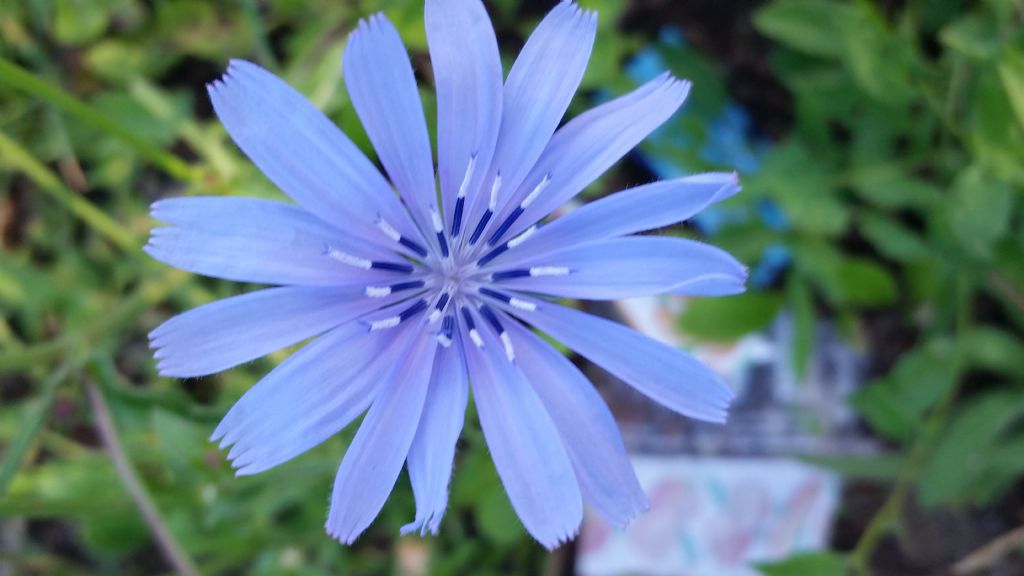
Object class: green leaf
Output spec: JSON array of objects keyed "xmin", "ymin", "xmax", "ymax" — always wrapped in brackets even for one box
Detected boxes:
[
  {"xmin": 919, "ymin": 391, "xmax": 1024, "ymax": 506},
  {"xmin": 849, "ymin": 339, "xmax": 961, "ymax": 442},
  {"xmin": 998, "ymin": 49, "xmax": 1024, "ymax": 131},
  {"xmin": 940, "ymin": 14, "xmax": 1002, "ymax": 60},
  {"xmin": 846, "ymin": 165, "xmax": 942, "ymax": 210},
  {"xmin": 678, "ymin": 292, "xmax": 784, "ymax": 342},
  {"xmin": 848, "ymin": 383, "xmax": 918, "ymax": 442},
  {"xmin": 795, "ymin": 243, "xmax": 898, "ymax": 307},
  {"xmin": 947, "ymin": 165, "xmax": 1014, "ymax": 260},
  {"xmin": 970, "ymin": 68, "xmax": 1024, "ymax": 184},
  {"xmin": 54, "ymin": 0, "xmax": 110, "ymax": 44},
  {"xmin": 858, "ymin": 211, "xmax": 930, "ymax": 262},
  {"xmin": 959, "ymin": 327, "xmax": 1024, "ymax": 378},
  {"xmin": 753, "ymin": 0, "xmax": 848, "ymax": 59},
  {"xmin": 748, "ymin": 144, "xmax": 847, "ymax": 237},
  {"xmin": 838, "ymin": 4, "xmax": 916, "ymax": 104},
  {"xmin": 757, "ymin": 552, "xmax": 847, "ymax": 576}
]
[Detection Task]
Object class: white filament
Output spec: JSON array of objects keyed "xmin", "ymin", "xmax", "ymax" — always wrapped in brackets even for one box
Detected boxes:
[
  {"xmin": 520, "ymin": 175, "xmax": 550, "ymax": 208},
  {"xmin": 325, "ymin": 246, "xmax": 371, "ymax": 270},
  {"xmin": 530, "ymin": 266, "xmax": 570, "ymax": 277}
]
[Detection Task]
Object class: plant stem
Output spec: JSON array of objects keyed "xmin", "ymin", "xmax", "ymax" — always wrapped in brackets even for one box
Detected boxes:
[
  {"xmin": 86, "ymin": 379, "xmax": 200, "ymax": 576},
  {"xmin": 850, "ymin": 275, "xmax": 972, "ymax": 573}
]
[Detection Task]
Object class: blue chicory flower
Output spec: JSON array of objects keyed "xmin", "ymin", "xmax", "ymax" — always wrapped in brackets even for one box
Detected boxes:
[{"xmin": 147, "ymin": 0, "xmax": 746, "ymax": 549}]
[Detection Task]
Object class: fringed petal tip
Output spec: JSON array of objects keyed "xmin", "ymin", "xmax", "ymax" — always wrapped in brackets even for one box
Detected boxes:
[
  {"xmin": 604, "ymin": 494, "xmax": 652, "ymax": 531},
  {"xmin": 399, "ymin": 513, "xmax": 442, "ymax": 538},
  {"xmin": 540, "ymin": 522, "xmax": 582, "ymax": 552}
]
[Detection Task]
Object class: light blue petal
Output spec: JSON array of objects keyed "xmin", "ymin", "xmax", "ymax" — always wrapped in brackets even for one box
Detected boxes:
[
  {"xmin": 401, "ymin": 340, "xmax": 468, "ymax": 536},
  {"xmin": 472, "ymin": 2, "xmax": 595, "ymax": 219},
  {"xmin": 504, "ymin": 318, "xmax": 648, "ymax": 528},
  {"xmin": 344, "ymin": 15, "xmax": 437, "ymax": 235},
  {"xmin": 150, "ymin": 285, "xmax": 417, "ymax": 377},
  {"xmin": 426, "ymin": 0, "xmax": 503, "ymax": 231},
  {"xmin": 501, "ymin": 172, "xmax": 739, "ymax": 264},
  {"xmin": 326, "ymin": 330, "xmax": 438, "ymax": 544},
  {"xmin": 465, "ymin": 314, "xmax": 582, "ymax": 550},
  {"xmin": 495, "ymin": 74, "xmax": 691, "ymax": 242},
  {"xmin": 502, "ymin": 300, "xmax": 733, "ymax": 423},
  {"xmin": 146, "ymin": 200, "xmax": 410, "ymax": 286},
  {"xmin": 213, "ymin": 322, "xmax": 408, "ymax": 476},
  {"xmin": 207, "ymin": 60, "xmax": 420, "ymax": 246},
  {"xmin": 490, "ymin": 236, "xmax": 747, "ymax": 300}
]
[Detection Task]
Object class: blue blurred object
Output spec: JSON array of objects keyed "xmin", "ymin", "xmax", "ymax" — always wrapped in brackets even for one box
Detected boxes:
[{"xmin": 624, "ymin": 28, "xmax": 788, "ymax": 288}]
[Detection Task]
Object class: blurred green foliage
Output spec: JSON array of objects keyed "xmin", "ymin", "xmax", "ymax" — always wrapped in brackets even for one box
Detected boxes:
[{"xmin": 1, "ymin": 0, "xmax": 1023, "ymax": 574}]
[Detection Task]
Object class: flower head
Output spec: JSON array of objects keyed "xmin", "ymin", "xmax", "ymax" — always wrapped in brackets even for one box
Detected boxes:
[{"xmin": 147, "ymin": 0, "xmax": 745, "ymax": 548}]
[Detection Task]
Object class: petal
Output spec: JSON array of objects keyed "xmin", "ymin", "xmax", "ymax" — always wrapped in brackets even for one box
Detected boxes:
[
  {"xmin": 150, "ymin": 285, "xmax": 418, "ymax": 377},
  {"xmin": 504, "ymin": 318, "xmax": 648, "ymax": 528},
  {"xmin": 147, "ymin": 197, "xmax": 407, "ymax": 285},
  {"xmin": 213, "ymin": 322, "xmax": 409, "ymax": 476},
  {"xmin": 208, "ymin": 60, "xmax": 420, "ymax": 246},
  {"xmin": 478, "ymin": 2, "xmax": 596, "ymax": 211},
  {"xmin": 402, "ymin": 340, "xmax": 469, "ymax": 536},
  {"xmin": 501, "ymin": 301, "xmax": 734, "ymax": 423},
  {"xmin": 426, "ymin": 0, "xmax": 503, "ymax": 231},
  {"xmin": 495, "ymin": 74, "xmax": 691, "ymax": 242},
  {"xmin": 464, "ymin": 314, "xmax": 582, "ymax": 549},
  {"xmin": 503, "ymin": 172, "xmax": 740, "ymax": 263},
  {"xmin": 490, "ymin": 236, "xmax": 747, "ymax": 300},
  {"xmin": 344, "ymin": 15, "xmax": 436, "ymax": 231},
  {"xmin": 327, "ymin": 330, "xmax": 439, "ymax": 543}
]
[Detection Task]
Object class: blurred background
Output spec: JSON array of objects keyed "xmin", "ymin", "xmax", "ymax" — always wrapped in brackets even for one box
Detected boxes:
[{"xmin": 1, "ymin": 0, "xmax": 1023, "ymax": 574}]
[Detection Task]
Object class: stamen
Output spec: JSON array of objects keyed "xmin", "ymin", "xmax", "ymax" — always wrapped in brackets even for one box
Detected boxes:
[
  {"xmin": 468, "ymin": 174, "xmax": 502, "ymax": 245},
  {"xmin": 530, "ymin": 266, "xmax": 570, "ymax": 276},
  {"xmin": 376, "ymin": 217, "xmax": 401, "ymax": 242},
  {"xmin": 432, "ymin": 208, "xmax": 450, "ymax": 258},
  {"xmin": 324, "ymin": 245, "xmax": 371, "ymax": 270},
  {"xmin": 377, "ymin": 217, "xmax": 428, "ymax": 257},
  {"xmin": 478, "ymin": 304, "xmax": 515, "ymax": 362},
  {"xmin": 487, "ymin": 207, "xmax": 523, "ymax": 246},
  {"xmin": 429, "ymin": 292, "xmax": 451, "ymax": 323},
  {"xmin": 506, "ymin": 225, "xmax": 538, "ymax": 249},
  {"xmin": 400, "ymin": 299, "xmax": 429, "ymax": 321},
  {"xmin": 469, "ymin": 210, "xmax": 492, "ymax": 246},
  {"xmin": 458, "ymin": 155, "xmax": 477, "ymax": 200},
  {"xmin": 400, "ymin": 237, "xmax": 429, "ymax": 258},
  {"xmin": 476, "ymin": 243, "xmax": 507, "ymax": 267},
  {"xmin": 500, "ymin": 332, "xmax": 516, "ymax": 362},
  {"xmin": 520, "ymin": 175, "xmax": 550, "ymax": 208},
  {"xmin": 510, "ymin": 298, "xmax": 536, "ymax": 312},
  {"xmin": 437, "ymin": 314, "xmax": 455, "ymax": 347},
  {"xmin": 461, "ymin": 307, "xmax": 484, "ymax": 349},
  {"xmin": 365, "ymin": 280, "xmax": 426, "ymax": 298},
  {"xmin": 489, "ymin": 173, "xmax": 502, "ymax": 211},
  {"xmin": 370, "ymin": 261, "xmax": 415, "ymax": 274},
  {"xmin": 477, "ymin": 227, "xmax": 537, "ymax": 267},
  {"xmin": 478, "ymin": 304, "xmax": 503, "ymax": 333},
  {"xmin": 486, "ymin": 176, "xmax": 548, "ymax": 246},
  {"xmin": 452, "ymin": 197, "xmax": 466, "ymax": 237},
  {"xmin": 490, "ymin": 270, "xmax": 531, "ymax": 281},
  {"xmin": 369, "ymin": 317, "xmax": 401, "ymax": 331},
  {"xmin": 368, "ymin": 299, "xmax": 428, "ymax": 331}
]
